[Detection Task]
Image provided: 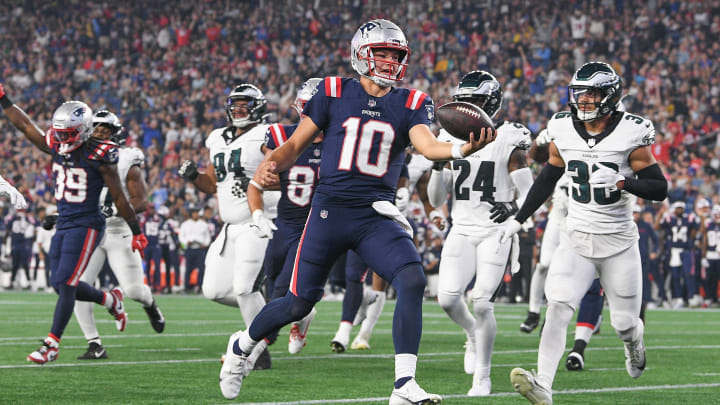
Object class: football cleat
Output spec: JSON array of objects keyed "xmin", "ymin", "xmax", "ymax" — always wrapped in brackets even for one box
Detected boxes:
[
  {"xmin": 108, "ymin": 287, "xmax": 127, "ymax": 331},
  {"xmin": 219, "ymin": 331, "xmax": 251, "ymax": 399},
  {"xmin": 350, "ymin": 333, "xmax": 371, "ymax": 350},
  {"xmin": 510, "ymin": 368, "xmax": 553, "ymax": 405},
  {"xmin": 389, "ymin": 379, "xmax": 442, "ymax": 405},
  {"xmin": 565, "ymin": 351, "xmax": 584, "ymax": 371},
  {"xmin": 28, "ymin": 340, "xmax": 59, "ymax": 365},
  {"xmin": 330, "ymin": 339, "xmax": 347, "ymax": 353},
  {"xmin": 252, "ymin": 348, "xmax": 271, "ymax": 371},
  {"xmin": 624, "ymin": 322, "xmax": 646, "ymax": 378},
  {"xmin": 520, "ymin": 311, "xmax": 540, "ymax": 333},
  {"xmin": 289, "ymin": 307, "xmax": 316, "ymax": 354},
  {"xmin": 463, "ymin": 339, "xmax": 476, "ymax": 375},
  {"xmin": 467, "ymin": 378, "xmax": 491, "ymax": 396},
  {"xmin": 77, "ymin": 342, "xmax": 108, "ymax": 360},
  {"xmin": 143, "ymin": 300, "xmax": 165, "ymax": 333}
]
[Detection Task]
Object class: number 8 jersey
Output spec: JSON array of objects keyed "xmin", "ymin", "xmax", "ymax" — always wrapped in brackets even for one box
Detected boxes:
[
  {"xmin": 547, "ymin": 111, "xmax": 656, "ymax": 236},
  {"xmin": 205, "ymin": 125, "xmax": 280, "ymax": 224}
]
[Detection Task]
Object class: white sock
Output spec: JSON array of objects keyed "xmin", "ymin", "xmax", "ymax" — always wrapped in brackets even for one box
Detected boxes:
[
  {"xmin": 74, "ymin": 300, "xmax": 99, "ymax": 341},
  {"xmin": 334, "ymin": 321, "xmax": 353, "ymax": 344},
  {"xmin": 473, "ymin": 300, "xmax": 495, "ymax": 380},
  {"xmin": 574, "ymin": 325, "xmax": 594, "ymax": 344},
  {"xmin": 45, "ymin": 335, "xmax": 60, "ymax": 348},
  {"xmin": 537, "ymin": 302, "xmax": 574, "ymax": 389},
  {"xmin": 395, "ymin": 353, "xmax": 417, "ymax": 381},
  {"xmin": 237, "ymin": 330, "xmax": 258, "ymax": 355},
  {"xmin": 528, "ymin": 264, "xmax": 547, "ymax": 314},
  {"xmin": 248, "ymin": 339, "xmax": 268, "ymax": 364},
  {"xmin": 359, "ymin": 291, "xmax": 386, "ymax": 338},
  {"xmin": 102, "ymin": 291, "xmax": 114, "ymax": 309},
  {"xmin": 237, "ymin": 291, "xmax": 266, "ymax": 329}
]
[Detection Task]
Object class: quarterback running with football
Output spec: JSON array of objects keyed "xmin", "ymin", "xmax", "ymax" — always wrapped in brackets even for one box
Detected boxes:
[
  {"xmin": 178, "ymin": 84, "xmax": 279, "ymax": 368},
  {"xmin": 74, "ymin": 110, "xmax": 165, "ymax": 360},
  {"xmin": 0, "ymin": 83, "xmax": 147, "ymax": 364},
  {"xmin": 427, "ymin": 70, "xmax": 533, "ymax": 396},
  {"xmin": 219, "ymin": 19, "xmax": 494, "ymax": 403},
  {"xmin": 500, "ymin": 62, "xmax": 668, "ymax": 404}
]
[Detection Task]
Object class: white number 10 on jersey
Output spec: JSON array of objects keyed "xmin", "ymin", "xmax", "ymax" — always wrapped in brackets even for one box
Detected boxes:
[{"xmin": 339, "ymin": 117, "xmax": 395, "ymax": 177}]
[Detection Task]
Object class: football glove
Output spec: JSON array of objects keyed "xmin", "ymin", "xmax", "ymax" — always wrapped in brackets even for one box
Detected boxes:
[
  {"xmin": 499, "ymin": 217, "xmax": 523, "ymax": 244},
  {"xmin": 589, "ymin": 163, "xmax": 624, "ymax": 191},
  {"xmin": 178, "ymin": 160, "xmax": 199, "ymax": 181},
  {"xmin": 0, "ymin": 181, "xmax": 27, "ymax": 210},
  {"xmin": 489, "ymin": 202, "xmax": 517, "ymax": 223},
  {"xmin": 131, "ymin": 234, "xmax": 149, "ymax": 258},
  {"xmin": 429, "ymin": 209, "xmax": 446, "ymax": 231},
  {"xmin": 42, "ymin": 214, "xmax": 58, "ymax": 230},
  {"xmin": 702, "ymin": 258, "xmax": 710, "ymax": 269},
  {"xmin": 251, "ymin": 209, "xmax": 277, "ymax": 239},
  {"xmin": 432, "ymin": 161, "xmax": 447, "ymax": 171},
  {"xmin": 100, "ymin": 205, "xmax": 117, "ymax": 218},
  {"xmin": 395, "ymin": 187, "xmax": 409, "ymax": 213},
  {"xmin": 535, "ymin": 129, "xmax": 551, "ymax": 147}
]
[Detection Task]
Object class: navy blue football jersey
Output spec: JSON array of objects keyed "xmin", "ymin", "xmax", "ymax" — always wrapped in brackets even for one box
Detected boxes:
[
  {"xmin": 47, "ymin": 135, "xmax": 119, "ymax": 230},
  {"xmin": 303, "ymin": 77, "xmax": 434, "ymax": 205},
  {"xmin": 706, "ymin": 221, "xmax": 720, "ymax": 258},
  {"xmin": 266, "ymin": 123, "xmax": 322, "ymax": 224},
  {"xmin": 660, "ymin": 213, "xmax": 699, "ymax": 250}
]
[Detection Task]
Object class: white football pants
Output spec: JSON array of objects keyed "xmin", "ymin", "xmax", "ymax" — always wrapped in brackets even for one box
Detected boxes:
[{"xmin": 528, "ymin": 212, "xmax": 565, "ymax": 313}]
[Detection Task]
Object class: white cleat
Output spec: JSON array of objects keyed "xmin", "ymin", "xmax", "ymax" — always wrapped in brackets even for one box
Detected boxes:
[
  {"xmin": 350, "ymin": 333, "xmax": 371, "ymax": 350},
  {"xmin": 688, "ymin": 294, "xmax": 703, "ymax": 308},
  {"xmin": 389, "ymin": 379, "xmax": 442, "ymax": 405},
  {"xmin": 510, "ymin": 368, "xmax": 553, "ymax": 405},
  {"xmin": 467, "ymin": 378, "xmax": 491, "ymax": 397},
  {"xmin": 624, "ymin": 321, "xmax": 646, "ymax": 378},
  {"xmin": 463, "ymin": 339, "xmax": 475, "ymax": 375},
  {"xmin": 288, "ymin": 307, "xmax": 316, "ymax": 354},
  {"xmin": 219, "ymin": 331, "xmax": 251, "ymax": 399}
]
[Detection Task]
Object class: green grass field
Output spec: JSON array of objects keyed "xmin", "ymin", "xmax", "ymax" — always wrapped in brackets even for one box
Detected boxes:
[{"xmin": 1, "ymin": 291, "xmax": 718, "ymax": 404}]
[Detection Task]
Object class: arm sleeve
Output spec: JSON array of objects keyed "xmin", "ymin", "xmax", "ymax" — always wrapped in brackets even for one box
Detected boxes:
[
  {"xmin": 515, "ymin": 163, "xmax": 565, "ymax": 224},
  {"xmin": 622, "ymin": 163, "xmax": 667, "ymax": 201},
  {"xmin": 427, "ymin": 168, "xmax": 452, "ymax": 208}
]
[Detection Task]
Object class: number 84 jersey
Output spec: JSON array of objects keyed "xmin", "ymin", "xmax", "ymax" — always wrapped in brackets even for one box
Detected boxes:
[
  {"xmin": 547, "ymin": 111, "xmax": 656, "ymax": 236},
  {"xmin": 205, "ymin": 125, "xmax": 280, "ymax": 224}
]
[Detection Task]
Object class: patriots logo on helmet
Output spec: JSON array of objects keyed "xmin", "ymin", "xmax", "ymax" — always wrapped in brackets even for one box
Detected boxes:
[
  {"xmin": 72, "ymin": 107, "xmax": 86, "ymax": 117},
  {"xmin": 359, "ymin": 22, "xmax": 376, "ymax": 36}
]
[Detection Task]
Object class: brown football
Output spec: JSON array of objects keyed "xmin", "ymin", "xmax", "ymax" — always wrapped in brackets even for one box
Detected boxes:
[{"xmin": 436, "ymin": 101, "xmax": 495, "ymax": 142}]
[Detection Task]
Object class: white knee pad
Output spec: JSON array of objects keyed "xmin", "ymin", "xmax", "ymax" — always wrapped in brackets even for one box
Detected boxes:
[
  {"xmin": 438, "ymin": 291, "xmax": 462, "ymax": 312},
  {"xmin": 472, "ymin": 299, "xmax": 494, "ymax": 319},
  {"xmin": 545, "ymin": 301, "xmax": 574, "ymax": 325},
  {"xmin": 124, "ymin": 283, "xmax": 152, "ymax": 306},
  {"xmin": 612, "ymin": 312, "xmax": 638, "ymax": 339}
]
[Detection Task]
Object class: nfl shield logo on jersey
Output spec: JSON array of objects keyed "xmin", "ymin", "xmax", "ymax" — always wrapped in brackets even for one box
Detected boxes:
[
  {"xmin": 368, "ymin": 99, "xmax": 376, "ymax": 107},
  {"xmin": 320, "ymin": 209, "xmax": 328, "ymax": 219}
]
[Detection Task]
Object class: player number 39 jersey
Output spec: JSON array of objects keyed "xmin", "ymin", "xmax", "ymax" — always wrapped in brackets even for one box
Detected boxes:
[
  {"xmin": 205, "ymin": 125, "xmax": 280, "ymax": 224},
  {"xmin": 436, "ymin": 121, "xmax": 531, "ymax": 233},
  {"xmin": 547, "ymin": 111, "xmax": 655, "ymax": 236}
]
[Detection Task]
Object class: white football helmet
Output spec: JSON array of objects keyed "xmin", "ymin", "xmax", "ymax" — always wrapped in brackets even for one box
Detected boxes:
[
  {"xmin": 93, "ymin": 110, "xmax": 126, "ymax": 144},
  {"xmin": 350, "ymin": 19, "xmax": 410, "ymax": 88},
  {"xmin": 226, "ymin": 84, "xmax": 268, "ymax": 129},
  {"xmin": 293, "ymin": 78, "xmax": 322, "ymax": 116},
  {"xmin": 50, "ymin": 101, "xmax": 94, "ymax": 155}
]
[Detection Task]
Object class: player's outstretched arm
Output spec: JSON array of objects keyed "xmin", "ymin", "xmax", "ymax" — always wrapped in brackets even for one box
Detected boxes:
[
  {"xmin": 409, "ymin": 124, "xmax": 495, "ymax": 161},
  {"xmin": 622, "ymin": 146, "xmax": 668, "ymax": 201},
  {"xmin": 126, "ymin": 165, "xmax": 149, "ymax": 214},
  {"xmin": 257, "ymin": 117, "xmax": 319, "ymax": 186},
  {"xmin": 99, "ymin": 164, "xmax": 148, "ymax": 256},
  {"xmin": 178, "ymin": 160, "xmax": 217, "ymax": 194},
  {"xmin": 0, "ymin": 84, "xmax": 52, "ymax": 155}
]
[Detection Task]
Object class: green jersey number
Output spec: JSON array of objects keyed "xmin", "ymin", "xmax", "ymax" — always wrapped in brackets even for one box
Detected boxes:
[
  {"xmin": 567, "ymin": 160, "xmax": 621, "ymax": 205},
  {"xmin": 213, "ymin": 149, "xmax": 246, "ymax": 182}
]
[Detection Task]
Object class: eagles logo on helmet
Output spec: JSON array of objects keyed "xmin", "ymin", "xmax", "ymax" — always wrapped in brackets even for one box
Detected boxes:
[
  {"xmin": 568, "ymin": 61, "xmax": 622, "ymax": 122},
  {"xmin": 226, "ymin": 84, "xmax": 268, "ymax": 129}
]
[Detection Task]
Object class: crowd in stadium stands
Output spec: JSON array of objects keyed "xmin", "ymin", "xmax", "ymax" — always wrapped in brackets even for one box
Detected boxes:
[{"xmin": 1, "ymin": 0, "xmax": 719, "ymax": 305}]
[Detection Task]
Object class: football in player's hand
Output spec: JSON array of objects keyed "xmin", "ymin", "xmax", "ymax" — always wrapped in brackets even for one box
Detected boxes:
[{"xmin": 437, "ymin": 101, "xmax": 495, "ymax": 142}]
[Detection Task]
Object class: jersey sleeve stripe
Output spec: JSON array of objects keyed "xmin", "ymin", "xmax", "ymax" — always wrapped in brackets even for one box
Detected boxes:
[
  {"xmin": 278, "ymin": 124, "xmax": 288, "ymax": 142},
  {"xmin": 409, "ymin": 90, "xmax": 427, "ymax": 110},
  {"xmin": 405, "ymin": 89, "xmax": 417, "ymax": 109},
  {"xmin": 270, "ymin": 124, "xmax": 285, "ymax": 147},
  {"xmin": 325, "ymin": 77, "xmax": 342, "ymax": 98}
]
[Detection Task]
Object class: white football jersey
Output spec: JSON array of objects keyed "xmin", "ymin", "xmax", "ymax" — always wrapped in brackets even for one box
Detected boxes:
[
  {"xmin": 437, "ymin": 121, "xmax": 532, "ymax": 233},
  {"xmin": 406, "ymin": 153, "xmax": 434, "ymax": 193},
  {"xmin": 103, "ymin": 147, "xmax": 145, "ymax": 230},
  {"xmin": 548, "ymin": 111, "xmax": 654, "ymax": 235},
  {"xmin": 205, "ymin": 125, "xmax": 280, "ymax": 224},
  {"xmin": 550, "ymin": 174, "xmax": 570, "ymax": 219}
]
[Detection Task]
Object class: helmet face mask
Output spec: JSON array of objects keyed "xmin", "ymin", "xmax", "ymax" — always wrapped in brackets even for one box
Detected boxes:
[
  {"xmin": 452, "ymin": 70, "xmax": 503, "ymax": 119},
  {"xmin": 568, "ymin": 62, "xmax": 622, "ymax": 122},
  {"xmin": 351, "ymin": 19, "xmax": 410, "ymax": 88},
  {"xmin": 51, "ymin": 101, "xmax": 94, "ymax": 154},
  {"xmin": 226, "ymin": 84, "xmax": 268, "ymax": 129}
]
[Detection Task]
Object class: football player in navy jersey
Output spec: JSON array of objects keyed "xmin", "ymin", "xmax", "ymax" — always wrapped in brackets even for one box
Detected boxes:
[
  {"xmin": 702, "ymin": 205, "xmax": 720, "ymax": 307},
  {"xmin": 248, "ymin": 78, "xmax": 322, "ymax": 355},
  {"xmin": 220, "ymin": 20, "xmax": 494, "ymax": 403},
  {"xmin": 0, "ymin": 84, "xmax": 148, "ymax": 364},
  {"xmin": 659, "ymin": 201, "xmax": 702, "ymax": 308}
]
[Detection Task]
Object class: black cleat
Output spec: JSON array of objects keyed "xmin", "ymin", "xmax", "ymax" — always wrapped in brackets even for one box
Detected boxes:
[
  {"xmin": 143, "ymin": 300, "xmax": 165, "ymax": 333},
  {"xmin": 330, "ymin": 340, "xmax": 346, "ymax": 353},
  {"xmin": 77, "ymin": 342, "xmax": 108, "ymax": 360},
  {"xmin": 566, "ymin": 351, "xmax": 584, "ymax": 371},
  {"xmin": 520, "ymin": 311, "xmax": 540, "ymax": 333},
  {"xmin": 252, "ymin": 348, "xmax": 272, "ymax": 370}
]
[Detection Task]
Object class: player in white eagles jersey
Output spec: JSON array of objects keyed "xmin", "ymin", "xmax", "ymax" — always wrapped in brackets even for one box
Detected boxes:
[
  {"xmin": 178, "ymin": 84, "xmax": 279, "ymax": 368},
  {"xmin": 427, "ymin": 71, "xmax": 534, "ymax": 396},
  {"xmin": 74, "ymin": 111, "xmax": 165, "ymax": 360},
  {"xmin": 501, "ymin": 62, "xmax": 668, "ymax": 405},
  {"xmin": 520, "ymin": 130, "xmax": 570, "ymax": 333}
]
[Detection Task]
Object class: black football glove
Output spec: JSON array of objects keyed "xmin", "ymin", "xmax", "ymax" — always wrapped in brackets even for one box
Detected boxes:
[
  {"xmin": 42, "ymin": 214, "xmax": 58, "ymax": 230},
  {"xmin": 489, "ymin": 202, "xmax": 517, "ymax": 223},
  {"xmin": 178, "ymin": 160, "xmax": 199, "ymax": 181},
  {"xmin": 101, "ymin": 205, "xmax": 116, "ymax": 218},
  {"xmin": 432, "ymin": 161, "xmax": 447, "ymax": 171}
]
